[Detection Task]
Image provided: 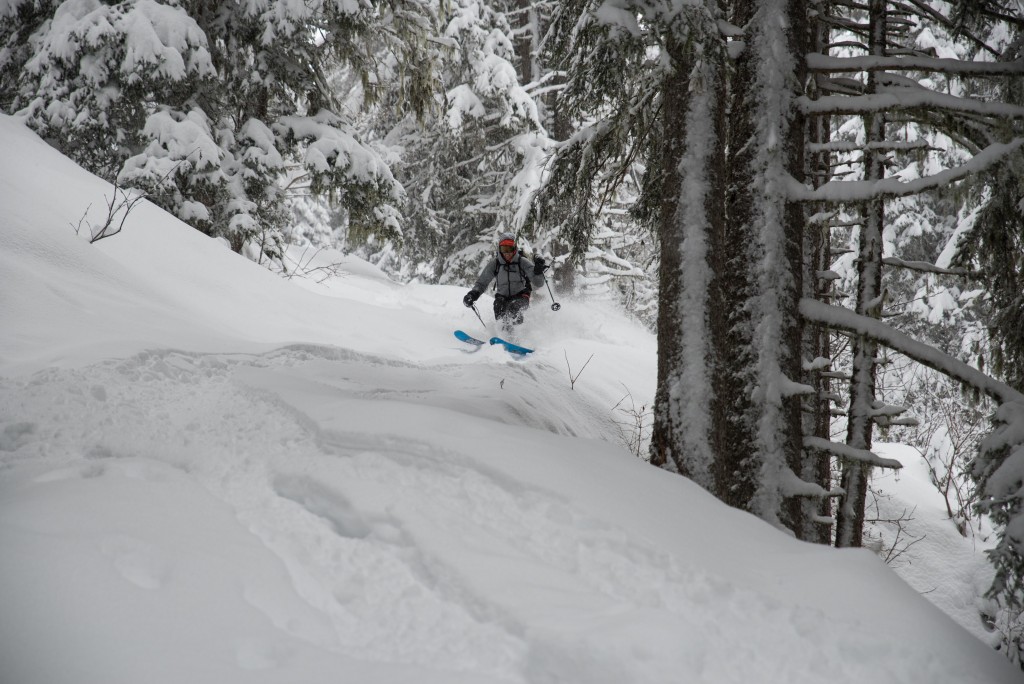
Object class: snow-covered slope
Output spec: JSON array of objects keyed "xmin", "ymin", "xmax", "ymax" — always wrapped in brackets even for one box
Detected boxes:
[
  {"xmin": 870, "ymin": 443, "xmax": 1003, "ymax": 648},
  {"xmin": 0, "ymin": 114, "xmax": 1018, "ymax": 683}
]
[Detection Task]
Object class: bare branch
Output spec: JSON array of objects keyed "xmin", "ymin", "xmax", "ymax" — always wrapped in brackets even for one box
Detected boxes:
[
  {"xmin": 89, "ymin": 182, "xmax": 146, "ymax": 243},
  {"xmin": 565, "ymin": 351, "xmax": 594, "ymax": 390},
  {"xmin": 69, "ymin": 203, "xmax": 92, "ymax": 236}
]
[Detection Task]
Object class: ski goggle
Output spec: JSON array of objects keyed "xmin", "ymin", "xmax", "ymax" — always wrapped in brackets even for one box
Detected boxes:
[{"xmin": 499, "ymin": 243, "xmax": 516, "ymax": 254}]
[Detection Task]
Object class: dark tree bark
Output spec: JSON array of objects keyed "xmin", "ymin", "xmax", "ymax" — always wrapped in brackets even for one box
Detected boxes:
[
  {"xmin": 802, "ymin": 4, "xmax": 838, "ymax": 544},
  {"xmin": 715, "ymin": 0, "xmax": 759, "ymax": 507},
  {"xmin": 651, "ymin": 10, "xmax": 730, "ymax": 492},
  {"xmin": 650, "ymin": 41, "xmax": 693, "ymax": 471},
  {"xmin": 642, "ymin": 0, "xmax": 821, "ymax": 537},
  {"xmin": 514, "ymin": 0, "xmax": 535, "ymax": 87},
  {"xmin": 705, "ymin": 49, "xmax": 730, "ymax": 498},
  {"xmin": 836, "ymin": 0, "xmax": 888, "ymax": 548},
  {"xmin": 715, "ymin": 0, "xmax": 811, "ymax": 533},
  {"xmin": 781, "ymin": 0, "xmax": 812, "ymax": 538}
]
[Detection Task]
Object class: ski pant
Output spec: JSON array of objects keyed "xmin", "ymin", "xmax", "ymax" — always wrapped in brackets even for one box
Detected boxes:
[{"xmin": 493, "ymin": 292, "xmax": 530, "ymax": 327}]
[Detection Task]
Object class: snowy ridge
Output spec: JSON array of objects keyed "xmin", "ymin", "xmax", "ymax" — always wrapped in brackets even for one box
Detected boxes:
[{"xmin": 0, "ymin": 114, "xmax": 1020, "ymax": 683}]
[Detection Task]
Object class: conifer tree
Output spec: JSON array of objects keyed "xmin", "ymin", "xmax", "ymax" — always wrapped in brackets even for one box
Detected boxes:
[
  {"xmin": 532, "ymin": 0, "xmax": 718, "ymax": 477},
  {"xmin": 536, "ymin": 0, "xmax": 823, "ymax": 534},
  {"xmin": 538, "ymin": 0, "xmax": 1024, "ymax": 550},
  {"xmin": 375, "ymin": 0, "xmax": 550, "ymax": 282},
  {"xmin": 941, "ymin": 0, "xmax": 1024, "ymax": 661},
  {"xmin": 800, "ymin": 0, "xmax": 1024, "ymax": 550},
  {"xmin": 0, "ymin": 0, "xmax": 430, "ymax": 260}
]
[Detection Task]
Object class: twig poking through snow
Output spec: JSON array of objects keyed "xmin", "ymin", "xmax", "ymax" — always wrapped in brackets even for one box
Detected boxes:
[{"xmin": 565, "ymin": 351, "xmax": 593, "ymax": 390}]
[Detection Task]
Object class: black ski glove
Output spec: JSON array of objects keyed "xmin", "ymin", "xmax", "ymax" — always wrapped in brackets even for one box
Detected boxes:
[
  {"xmin": 533, "ymin": 256, "xmax": 547, "ymax": 275},
  {"xmin": 463, "ymin": 290, "xmax": 480, "ymax": 307}
]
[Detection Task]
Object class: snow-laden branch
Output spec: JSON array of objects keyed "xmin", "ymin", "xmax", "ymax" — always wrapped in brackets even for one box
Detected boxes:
[
  {"xmin": 806, "ymin": 54, "xmax": 1024, "ymax": 76},
  {"xmin": 799, "ymin": 88, "xmax": 1024, "ymax": 118},
  {"xmin": 804, "ymin": 436, "xmax": 903, "ymax": 469},
  {"xmin": 788, "ymin": 138, "xmax": 1024, "ymax": 203},
  {"xmin": 882, "ymin": 256, "xmax": 976, "ymax": 277},
  {"xmin": 584, "ymin": 264, "xmax": 645, "ymax": 278},
  {"xmin": 902, "ymin": 0, "xmax": 1003, "ymax": 58},
  {"xmin": 808, "ymin": 140, "xmax": 932, "ymax": 153},
  {"xmin": 800, "ymin": 298, "xmax": 1024, "ymax": 405},
  {"xmin": 779, "ymin": 466, "xmax": 834, "ymax": 498},
  {"xmin": 717, "ymin": 19, "xmax": 743, "ymax": 38},
  {"xmin": 869, "ymin": 403, "xmax": 911, "ymax": 419}
]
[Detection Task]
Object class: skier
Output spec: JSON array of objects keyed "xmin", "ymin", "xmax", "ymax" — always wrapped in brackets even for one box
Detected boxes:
[{"xmin": 463, "ymin": 232, "xmax": 547, "ymax": 332}]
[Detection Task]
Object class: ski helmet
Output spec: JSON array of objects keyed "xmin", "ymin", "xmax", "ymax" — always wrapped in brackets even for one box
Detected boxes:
[{"xmin": 497, "ymin": 232, "xmax": 517, "ymax": 261}]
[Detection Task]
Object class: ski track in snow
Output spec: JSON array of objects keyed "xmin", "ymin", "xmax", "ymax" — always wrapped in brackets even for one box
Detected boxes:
[
  {"xmin": 0, "ymin": 344, "xmax": 978, "ymax": 683},
  {"xmin": 0, "ymin": 345, "xmax": 649, "ymax": 680},
  {"xmin": 1, "ymin": 346, "xmax": 527, "ymax": 678}
]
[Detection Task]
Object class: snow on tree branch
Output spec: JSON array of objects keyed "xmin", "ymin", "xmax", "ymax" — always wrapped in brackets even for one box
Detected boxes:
[
  {"xmin": 979, "ymin": 402, "xmax": 1024, "ymax": 508},
  {"xmin": 788, "ymin": 138, "xmax": 1024, "ymax": 203},
  {"xmin": 804, "ymin": 436, "xmax": 903, "ymax": 469},
  {"xmin": 799, "ymin": 298, "xmax": 1024, "ymax": 406},
  {"xmin": 276, "ymin": 111, "xmax": 398, "ymax": 195},
  {"xmin": 882, "ymin": 256, "xmax": 976, "ymax": 277},
  {"xmin": 808, "ymin": 140, "xmax": 933, "ymax": 153},
  {"xmin": 716, "ymin": 19, "xmax": 743, "ymax": 38},
  {"xmin": 806, "ymin": 53, "xmax": 1024, "ymax": 76},
  {"xmin": 779, "ymin": 465, "xmax": 834, "ymax": 498},
  {"xmin": 799, "ymin": 89, "xmax": 1024, "ymax": 118}
]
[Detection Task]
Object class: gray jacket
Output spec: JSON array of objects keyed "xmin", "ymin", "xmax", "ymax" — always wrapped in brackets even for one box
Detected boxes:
[{"xmin": 471, "ymin": 254, "xmax": 545, "ymax": 298}]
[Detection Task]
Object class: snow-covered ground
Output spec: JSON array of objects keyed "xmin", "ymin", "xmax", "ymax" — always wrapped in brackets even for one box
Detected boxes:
[
  {"xmin": 0, "ymin": 113, "xmax": 1018, "ymax": 683},
  {"xmin": 867, "ymin": 443, "xmax": 1005, "ymax": 650}
]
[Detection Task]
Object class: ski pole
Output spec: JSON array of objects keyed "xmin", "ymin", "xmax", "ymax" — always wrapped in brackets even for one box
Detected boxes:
[
  {"xmin": 545, "ymin": 277, "xmax": 561, "ymax": 311},
  {"xmin": 471, "ymin": 302, "xmax": 487, "ymax": 328}
]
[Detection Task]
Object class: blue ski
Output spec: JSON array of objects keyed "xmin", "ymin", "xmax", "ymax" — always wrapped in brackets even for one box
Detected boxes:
[
  {"xmin": 454, "ymin": 330, "xmax": 533, "ymax": 355},
  {"xmin": 489, "ymin": 336, "xmax": 534, "ymax": 355},
  {"xmin": 454, "ymin": 329, "xmax": 486, "ymax": 347}
]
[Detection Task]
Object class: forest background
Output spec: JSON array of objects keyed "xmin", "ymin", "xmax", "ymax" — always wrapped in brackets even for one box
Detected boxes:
[{"xmin": 2, "ymin": 0, "xmax": 1023, "ymax": 667}]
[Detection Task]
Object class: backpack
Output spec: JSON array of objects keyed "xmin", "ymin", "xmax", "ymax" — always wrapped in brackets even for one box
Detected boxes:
[{"xmin": 492, "ymin": 256, "xmax": 532, "ymax": 295}]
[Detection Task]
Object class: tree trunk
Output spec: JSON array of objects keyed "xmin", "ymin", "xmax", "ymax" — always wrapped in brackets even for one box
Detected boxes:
[
  {"xmin": 650, "ymin": 9, "xmax": 728, "ymax": 488},
  {"xmin": 780, "ymin": 0, "xmax": 810, "ymax": 537},
  {"xmin": 836, "ymin": 0, "xmax": 887, "ymax": 548},
  {"xmin": 715, "ymin": 0, "xmax": 759, "ymax": 507},
  {"xmin": 717, "ymin": 0, "xmax": 810, "ymax": 531},
  {"xmin": 650, "ymin": 41, "xmax": 693, "ymax": 471},
  {"xmin": 801, "ymin": 4, "xmax": 835, "ymax": 544},
  {"xmin": 514, "ymin": 0, "xmax": 537, "ymax": 87}
]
